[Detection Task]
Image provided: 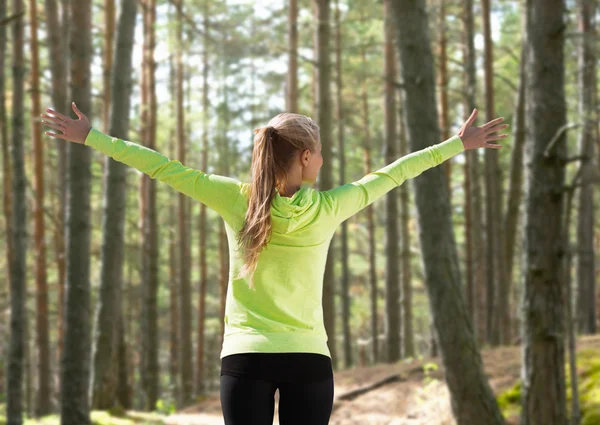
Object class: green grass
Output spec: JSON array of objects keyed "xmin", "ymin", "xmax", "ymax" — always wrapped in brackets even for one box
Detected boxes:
[{"xmin": 497, "ymin": 349, "xmax": 600, "ymax": 424}]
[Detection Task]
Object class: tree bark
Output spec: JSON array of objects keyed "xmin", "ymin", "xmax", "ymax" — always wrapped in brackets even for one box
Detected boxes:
[
  {"xmin": 287, "ymin": 0, "xmax": 298, "ymax": 113},
  {"xmin": 90, "ymin": 0, "xmax": 137, "ymax": 409},
  {"xmin": 503, "ymin": 0, "xmax": 527, "ymax": 344},
  {"xmin": 384, "ymin": 0, "xmax": 400, "ymax": 362},
  {"xmin": 315, "ymin": 0, "xmax": 337, "ymax": 369},
  {"xmin": 398, "ymin": 100, "xmax": 415, "ymax": 359},
  {"xmin": 520, "ymin": 0, "xmax": 568, "ymax": 423},
  {"xmin": 176, "ymin": 0, "xmax": 193, "ymax": 407},
  {"xmin": 196, "ymin": 0, "xmax": 210, "ymax": 396},
  {"xmin": 7, "ymin": 0, "xmax": 26, "ymax": 423},
  {"xmin": 43, "ymin": 0, "xmax": 68, "ymax": 371},
  {"xmin": 60, "ymin": 0, "xmax": 93, "ymax": 423},
  {"xmin": 391, "ymin": 0, "xmax": 505, "ymax": 423},
  {"xmin": 575, "ymin": 0, "xmax": 597, "ymax": 335},
  {"xmin": 139, "ymin": 0, "xmax": 160, "ymax": 411},
  {"xmin": 0, "ymin": 0, "xmax": 9, "ymax": 398},
  {"xmin": 462, "ymin": 0, "xmax": 486, "ymax": 346},
  {"xmin": 334, "ymin": 0, "xmax": 352, "ymax": 369},
  {"xmin": 28, "ymin": 0, "xmax": 51, "ymax": 414}
]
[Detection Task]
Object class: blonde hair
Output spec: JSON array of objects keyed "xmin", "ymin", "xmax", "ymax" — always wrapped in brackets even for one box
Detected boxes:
[{"xmin": 234, "ymin": 113, "xmax": 320, "ymax": 289}]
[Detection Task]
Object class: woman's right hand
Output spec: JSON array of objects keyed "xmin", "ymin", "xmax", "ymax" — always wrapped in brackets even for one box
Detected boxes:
[
  {"xmin": 40, "ymin": 102, "xmax": 92, "ymax": 145},
  {"xmin": 457, "ymin": 108, "xmax": 509, "ymax": 150}
]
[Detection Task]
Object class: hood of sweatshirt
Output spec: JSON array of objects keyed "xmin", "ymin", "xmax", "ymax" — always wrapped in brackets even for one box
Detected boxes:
[{"xmin": 240, "ymin": 183, "xmax": 322, "ymax": 235}]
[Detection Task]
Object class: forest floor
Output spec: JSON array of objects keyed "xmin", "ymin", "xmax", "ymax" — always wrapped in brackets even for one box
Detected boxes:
[
  {"xmin": 3, "ymin": 335, "xmax": 597, "ymax": 424},
  {"xmin": 163, "ymin": 334, "xmax": 600, "ymax": 425}
]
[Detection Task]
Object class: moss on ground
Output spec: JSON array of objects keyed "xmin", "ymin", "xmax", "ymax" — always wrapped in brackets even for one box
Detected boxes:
[{"xmin": 498, "ymin": 348, "xmax": 600, "ymax": 425}]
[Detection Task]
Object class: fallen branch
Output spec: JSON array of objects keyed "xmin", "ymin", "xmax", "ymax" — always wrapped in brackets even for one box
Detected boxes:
[{"xmin": 336, "ymin": 374, "xmax": 405, "ymax": 402}]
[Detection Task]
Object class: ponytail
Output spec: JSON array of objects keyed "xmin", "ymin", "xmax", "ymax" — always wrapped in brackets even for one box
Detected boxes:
[
  {"xmin": 235, "ymin": 126, "xmax": 279, "ymax": 289},
  {"xmin": 235, "ymin": 114, "xmax": 320, "ymax": 289}
]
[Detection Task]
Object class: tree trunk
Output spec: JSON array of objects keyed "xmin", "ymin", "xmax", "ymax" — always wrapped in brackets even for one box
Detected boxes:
[
  {"xmin": 0, "ymin": 0, "xmax": 10, "ymax": 399},
  {"xmin": 28, "ymin": 0, "xmax": 51, "ymax": 414},
  {"xmin": 140, "ymin": 0, "xmax": 159, "ymax": 411},
  {"xmin": 520, "ymin": 0, "xmax": 568, "ymax": 423},
  {"xmin": 315, "ymin": 0, "xmax": 337, "ymax": 369},
  {"xmin": 575, "ymin": 0, "xmax": 597, "ymax": 335},
  {"xmin": 359, "ymin": 45, "xmax": 378, "ymax": 365},
  {"xmin": 60, "ymin": 0, "xmax": 93, "ymax": 423},
  {"xmin": 482, "ymin": 0, "xmax": 503, "ymax": 346},
  {"xmin": 502, "ymin": 0, "xmax": 527, "ymax": 344},
  {"xmin": 90, "ymin": 0, "xmax": 137, "ymax": 409},
  {"xmin": 391, "ymin": 0, "xmax": 505, "ymax": 423},
  {"xmin": 43, "ymin": 0, "xmax": 68, "ymax": 371},
  {"xmin": 437, "ymin": 0, "xmax": 451, "ymax": 197},
  {"xmin": 7, "ymin": 1, "xmax": 26, "ymax": 423},
  {"xmin": 288, "ymin": 0, "xmax": 298, "ymax": 113},
  {"xmin": 384, "ymin": 0, "xmax": 400, "ymax": 363},
  {"xmin": 462, "ymin": 0, "xmax": 486, "ymax": 346},
  {"xmin": 334, "ymin": 0, "xmax": 351, "ymax": 369},
  {"xmin": 103, "ymin": 0, "xmax": 114, "ymax": 132},
  {"xmin": 166, "ymin": 38, "xmax": 179, "ymax": 402},
  {"xmin": 196, "ymin": 0, "xmax": 210, "ymax": 396},
  {"xmin": 564, "ymin": 172, "xmax": 581, "ymax": 425},
  {"xmin": 176, "ymin": 1, "xmax": 193, "ymax": 407},
  {"xmin": 398, "ymin": 99, "xmax": 415, "ymax": 358}
]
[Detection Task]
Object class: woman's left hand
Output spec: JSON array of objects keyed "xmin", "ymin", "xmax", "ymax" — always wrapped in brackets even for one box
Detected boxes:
[{"xmin": 40, "ymin": 102, "xmax": 92, "ymax": 145}]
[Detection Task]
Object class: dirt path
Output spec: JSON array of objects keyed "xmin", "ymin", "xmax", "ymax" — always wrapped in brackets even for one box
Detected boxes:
[{"xmin": 164, "ymin": 335, "xmax": 600, "ymax": 425}]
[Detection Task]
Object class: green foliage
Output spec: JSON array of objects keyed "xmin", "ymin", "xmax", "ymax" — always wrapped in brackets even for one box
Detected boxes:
[
  {"xmin": 155, "ymin": 398, "xmax": 177, "ymax": 416},
  {"xmin": 497, "ymin": 349, "xmax": 600, "ymax": 424}
]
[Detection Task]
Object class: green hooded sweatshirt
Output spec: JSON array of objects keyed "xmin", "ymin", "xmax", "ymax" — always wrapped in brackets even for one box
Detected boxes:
[{"xmin": 84, "ymin": 128, "xmax": 465, "ymax": 359}]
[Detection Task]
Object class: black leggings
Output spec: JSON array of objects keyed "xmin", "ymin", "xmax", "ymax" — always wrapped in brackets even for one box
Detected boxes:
[
  {"xmin": 220, "ymin": 374, "xmax": 334, "ymax": 425},
  {"xmin": 220, "ymin": 352, "xmax": 335, "ymax": 425}
]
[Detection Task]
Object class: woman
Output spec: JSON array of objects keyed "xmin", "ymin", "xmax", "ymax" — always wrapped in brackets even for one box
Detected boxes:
[{"xmin": 42, "ymin": 103, "xmax": 508, "ymax": 425}]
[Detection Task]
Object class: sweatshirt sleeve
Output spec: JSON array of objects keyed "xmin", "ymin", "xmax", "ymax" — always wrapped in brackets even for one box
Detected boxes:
[
  {"xmin": 84, "ymin": 128, "xmax": 242, "ymax": 217},
  {"xmin": 323, "ymin": 135, "xmax": 465, "ymax": 225}
]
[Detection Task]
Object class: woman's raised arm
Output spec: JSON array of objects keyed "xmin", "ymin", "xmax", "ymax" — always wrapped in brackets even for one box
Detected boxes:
[
  {"xmin": 323, "ymin": 109, "xmax": 508, "ymax": 226},
  {"xmin": 41, "ymin": 103, "xmax": 242, "ymax": 218}
]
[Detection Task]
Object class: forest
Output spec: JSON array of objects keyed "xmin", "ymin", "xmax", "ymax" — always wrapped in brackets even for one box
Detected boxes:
[{"xmin": 1, "ymin": 0, "xmax": 599, "ymax": 424}]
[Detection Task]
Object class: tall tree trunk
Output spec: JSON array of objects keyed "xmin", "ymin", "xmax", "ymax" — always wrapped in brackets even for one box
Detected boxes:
[
  {"xmin": 503, "ymin": 0, "xmax": 527, "ymax": 344},
  {"xmin": 398, "ymin": 98, "xmax": 415, "ymax": 358},
  {"xmin": 288, "ymin": 0, "xmax": 298, "ymax": 113},
  {"xmin": 44, "ymin": 0, "xmax": 68, "ymax": 370},
  {"xmin": 482, "ymin": 0, "xmax": 500, "ymax": 346},
  {"xmin": 391, "ymin": 0, "xmax": 505, "ymax": 423},
  {"xmin": 438, "ymin": 0, "xmax": 451, "ymax": 197},
  {"xmin": 60, "ymin": 0, "xmax": 93, "ymax": 423},
  {"xmin": 463, "ymin": 0, "xmax": 486, "ymax": 346},
  {"xmin": 140, "ymin": 0, "xmax": 159, "ymax": 411},
  {"xmin": 315, "ymin": 0, "xmax": 336, "ymax": 369},
  {"xmin": 564, "ymin": 171, "xmax": 581, "ymax": 425},
  {"xmin": 176, "ymin": 0, "xmax": 193, "ymax": 408},
  {"xmin": 28, "ymin": 0, "xmax": 51, "ymax": 414},
  {"xmin": 168, "ymin": 31, "xmax": 180, "ymax": 402},
  {"xmin": 218, "ymin": 19, "xmax": 231, "ymax": 369},
  {"xmin": 360, "ymin": 45, "xmax": 378, "ymax": 365},
  {"xmin": 520, "ymin": 0, "xmax": 568, "ymax": 423},
  {"xmin": 384, "ymin": 0, "xmax": 400, "ymax": 362},
  {"xmin": 334, "ymin": 0, "xmax": 351, "ymax": 369},
  {"xmin": 0, "ymin": 0, "xmax": 10, "ymax": 399},
  {"xmin": 196, "ymin": 0, "xmax": 210, "ymax": 396},
  {"xmin": 103, "ymin": 0, "xmax": 114, "ymax": 132},
  {"xmin": 576, "ymin": 0, "xmax": 597, "ymax": 335},
  {"xmin": 90, "ymin": 0, "xmax": 137, "ymax": 409},
  {"xmin": 7, "ymin": 2, "xmax": 26, "ymax": 423}
]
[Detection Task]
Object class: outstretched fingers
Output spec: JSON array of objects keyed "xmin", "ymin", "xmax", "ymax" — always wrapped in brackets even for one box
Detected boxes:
[
  {"xmin": 45, "ymin": 108, "xmax": 70, "ymax": 123},
  {"xmin": 45, "ymin": 131, "xmax": 67, "ymax": 140},
  {"xmin": 41, "ymin": 119, "xmax": 65, "ymax": 133}
]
